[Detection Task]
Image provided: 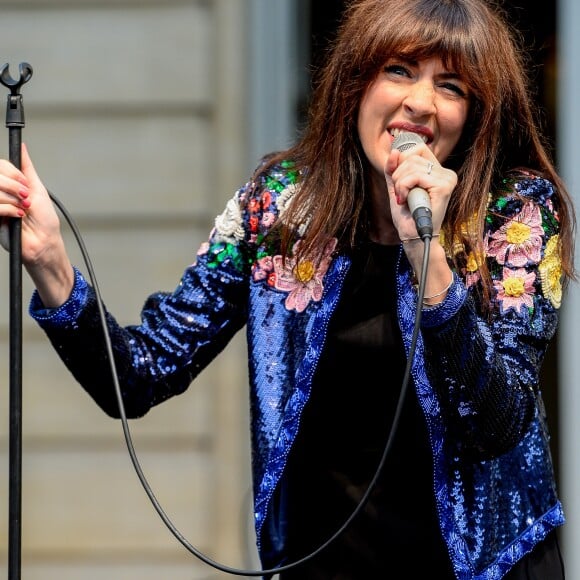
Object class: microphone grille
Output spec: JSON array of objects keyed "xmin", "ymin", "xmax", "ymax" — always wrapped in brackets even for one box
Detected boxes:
[{"xmin": 392, "ymin": 131, "xmax": 422, "ymax": 152}]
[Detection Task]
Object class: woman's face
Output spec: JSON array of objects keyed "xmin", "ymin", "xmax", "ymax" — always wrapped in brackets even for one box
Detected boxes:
[{"xmin": 357, "ymin": 56, "xmax": 470, "ymax": 188}]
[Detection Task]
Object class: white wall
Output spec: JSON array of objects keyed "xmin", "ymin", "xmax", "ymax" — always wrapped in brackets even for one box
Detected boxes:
[{"xmin": 0, "ymin": 1, "xmax": 266, "ymax": 578}]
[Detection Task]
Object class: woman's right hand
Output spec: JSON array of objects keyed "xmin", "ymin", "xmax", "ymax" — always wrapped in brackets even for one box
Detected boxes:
[{"xmin": 0, "ymin": 143, "xmax": 75, "ymax": 307}]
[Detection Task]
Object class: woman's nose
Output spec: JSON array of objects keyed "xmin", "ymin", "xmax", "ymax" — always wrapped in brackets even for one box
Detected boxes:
[{"xmin": 403, "ymin": 82, "xmax": 436, "ymax": 116}]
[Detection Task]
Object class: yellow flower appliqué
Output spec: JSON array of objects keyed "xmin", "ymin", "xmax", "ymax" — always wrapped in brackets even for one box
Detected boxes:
[
  {"xmin": 538, "ymin": 234, "xmax": 562, "ymax": 308},
  {"xmin": 505, "ymin": 221, "xmax": 531, "ymax": 245},
  {"xmin": 294, "ymin": 260, "xmax": 316, "ymax": 283},
  {"xmin": 493, "ymin": 267, "xmax": 535, "ymax": 314},
  {"xmin": 503, "ymin": 276, "xmax": 525, "ymax": 297},
  {"xmin": 466, "ymin": 252, "xmax": 479, "ymax": 273}
]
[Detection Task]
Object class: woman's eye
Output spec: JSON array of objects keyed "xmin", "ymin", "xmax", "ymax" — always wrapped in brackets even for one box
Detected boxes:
[
  {"xmin": 384, "ymin": 64, "xmax": 410, "ymax": 77},
  {"xmin": 441, "ymin": 82, "xmax": 467, "ymax": 97}
]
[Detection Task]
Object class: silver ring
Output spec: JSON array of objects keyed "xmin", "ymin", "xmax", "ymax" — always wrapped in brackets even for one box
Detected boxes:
[{"xmin": 426, "ymin": 162, "xmax": 434, "ymax": 175}]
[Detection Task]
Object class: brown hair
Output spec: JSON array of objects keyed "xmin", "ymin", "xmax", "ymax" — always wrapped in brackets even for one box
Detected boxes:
[{"xmin": 258, "ymin": 0, "xmax": 576, "ymax": 292}]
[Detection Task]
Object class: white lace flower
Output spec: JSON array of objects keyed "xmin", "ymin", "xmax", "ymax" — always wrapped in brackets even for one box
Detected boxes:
[
  {"xmin": 214, "ymin": 196, "xmax": 245, "ymax": 243},
  {"xmin": 277, "ymin": 183, "xmax": 310, "ymax": 236},
  {"xmin": 276, "ymin": 183, "xmax": 299, "ymax": 218}
]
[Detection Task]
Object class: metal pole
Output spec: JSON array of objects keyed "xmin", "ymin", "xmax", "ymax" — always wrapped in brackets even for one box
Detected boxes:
[{"xmin": 0, "ymin": 61, "xmax": 33, "ymax": 580}]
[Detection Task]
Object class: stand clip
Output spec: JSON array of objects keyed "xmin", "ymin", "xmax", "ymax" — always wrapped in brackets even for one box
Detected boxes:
[{"xmin": 0, "ymin": 62, "xmax": 33, "ymax": 127}]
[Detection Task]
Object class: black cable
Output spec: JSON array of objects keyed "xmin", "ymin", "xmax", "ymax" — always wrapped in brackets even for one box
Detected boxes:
[{"xmin": 48, "ymin": 189, "xmax": 431, "ymax": 577}]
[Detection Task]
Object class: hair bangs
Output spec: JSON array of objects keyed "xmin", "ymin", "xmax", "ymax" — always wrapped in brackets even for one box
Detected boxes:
[{"xmin": 343, "ymin": 1, "xmax": 491, "ymax": 99}]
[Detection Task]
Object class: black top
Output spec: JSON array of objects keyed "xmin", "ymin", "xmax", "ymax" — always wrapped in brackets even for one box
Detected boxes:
[{"xmin": 280, "ymin": 242, "xmax": 454, "ymax": 579}]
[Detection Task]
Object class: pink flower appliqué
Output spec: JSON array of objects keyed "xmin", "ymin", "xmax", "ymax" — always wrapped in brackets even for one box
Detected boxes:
[
  {"xmin": 261, "ymin": 212, "xmax": 276, "ymax": 227},
  {"xmin": 487, "ymin": 202, "xmax": 543, "ymax": 267},
  {"xmin": 273, "ymin": 238, "xmax": 337, "ymax": 312},
  {"xmin": 252, "ymin": 255, "xmax": 274, "ymax": 282},
  {"xmin": 493, "ymin": 267, "xmax": 536, "ymax": 314}
]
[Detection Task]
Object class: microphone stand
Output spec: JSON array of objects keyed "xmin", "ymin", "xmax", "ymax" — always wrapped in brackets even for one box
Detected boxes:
[{"xmin": 0, "ymin": 62, "xmax": 33, "ymax": 580}]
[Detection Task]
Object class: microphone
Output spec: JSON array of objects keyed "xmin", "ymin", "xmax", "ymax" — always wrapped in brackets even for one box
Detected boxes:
[{"xmin": 391, "ymin": 131, "xmax": 433, "ymax": 239}]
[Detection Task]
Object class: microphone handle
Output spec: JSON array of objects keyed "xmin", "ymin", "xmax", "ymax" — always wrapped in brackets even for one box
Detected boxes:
[{"xmin": 408, "ymin": 186, "xmax": 433, "ymax": 239}]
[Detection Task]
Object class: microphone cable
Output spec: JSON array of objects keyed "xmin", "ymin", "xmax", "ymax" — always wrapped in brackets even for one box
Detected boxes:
[{"xmin": 47, "ymin": 188, "xmax": 432, "ymax": 577}]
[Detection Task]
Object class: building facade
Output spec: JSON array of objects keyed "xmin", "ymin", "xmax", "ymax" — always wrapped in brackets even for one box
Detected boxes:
[{"xmin": 0, "ymin": 1, "xmax": 578, "ymax": 579}]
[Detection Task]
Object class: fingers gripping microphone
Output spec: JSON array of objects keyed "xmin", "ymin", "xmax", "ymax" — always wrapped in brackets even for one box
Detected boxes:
[{"xmin": 392, "ymin": 131, "xmax": 433, "ymax": 239}]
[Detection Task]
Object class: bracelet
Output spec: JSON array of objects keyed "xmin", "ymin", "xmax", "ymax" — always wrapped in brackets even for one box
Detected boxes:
[
  {"xmin": 401, "ymin": 233, "xmax": 440, "ymax": 244},
  {"xmin": 422, "ymin": 272, "xmax": 454, "ymax": 303}
]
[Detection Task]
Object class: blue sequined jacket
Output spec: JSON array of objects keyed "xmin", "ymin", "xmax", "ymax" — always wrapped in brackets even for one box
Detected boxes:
[{"xmin": 30, "ymin": 161, "xmax": 565, "ymax": 579}]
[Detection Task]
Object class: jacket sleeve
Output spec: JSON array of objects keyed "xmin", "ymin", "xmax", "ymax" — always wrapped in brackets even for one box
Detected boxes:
[
  {"xmin": 29, "ymin": 181, "xmax": 258, "ymax": 418},
  {"xmin": 416, "ymin": 175, "xmax": 562, "ymax": 457}
]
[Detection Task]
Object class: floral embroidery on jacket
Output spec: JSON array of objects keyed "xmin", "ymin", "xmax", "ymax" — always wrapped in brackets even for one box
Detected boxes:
[
  {"xmin": 486, "ymin": 201, "xmax": 543, "ymax": 267},
  {"xmin": 272, "ymin": 237, "xmax": 337, "ymax": 312},
  {"xmin": 450, "ymin": 175, "xmax": 562, "ymax": 318},
  {"xmin": 277, "ymin": 183, "xmax": 311, "ymax": 236},
  {"xmin": 493, "ymin": 266, "xmax": 536, "ymax": 314},
  {"xmin": 480, "ymin": 175, "xmax": 563, "ymax": 316},
  {"xmin": 215, "ymin": 197, "xmax": 245, "ymax": 244},
  {"xmin": 464, "ymin": 250, "xmax": 483, "ymax": 288},
  {"xmin": 539, "ymin": 234, "xmax": 562, "ymax": 308},
  {"xmin": 197, "ymin": 160, "xmax": 302, "ymax": 271}
]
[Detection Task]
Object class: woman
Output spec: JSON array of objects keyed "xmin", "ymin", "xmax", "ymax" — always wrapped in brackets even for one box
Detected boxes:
[{"xmin": 0, "ymin": 0, "xmax": 574, "ymax": 578}]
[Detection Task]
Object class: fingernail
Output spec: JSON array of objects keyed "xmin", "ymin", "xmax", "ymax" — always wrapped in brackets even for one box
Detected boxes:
[
  {"xmin": 20, "ymin": 198, "xmax": 31, "ymax": 209},
  {"xmin": 19, "ymin": 187, "xmax": 29, "ymax": 198}
]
